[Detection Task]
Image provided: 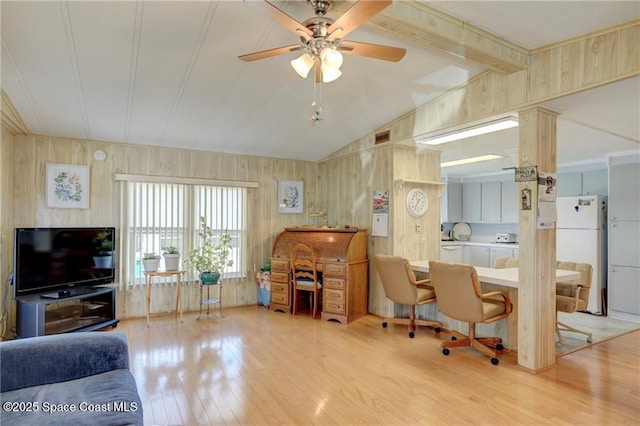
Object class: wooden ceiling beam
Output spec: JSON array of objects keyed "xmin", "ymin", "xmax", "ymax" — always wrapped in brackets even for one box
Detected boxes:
[{"xmin": 332, "ymin": 0, "xmax": 529, "ymax": 74}]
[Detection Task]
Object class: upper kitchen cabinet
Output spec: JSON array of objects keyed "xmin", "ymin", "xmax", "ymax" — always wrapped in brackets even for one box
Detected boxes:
[
  {"xmin": 501, "ymin": 180, "xmax": 519, "ymax": 223},
  {"xmin": 462, "ymin": 178, "xmax": 518, "ymax": 223},
  {"xmin": 481, "ymin": 182, "xmax": 501, "ymax": 222},
  {"xmin": 582, "ymin": 170, "xmax": 608, "ymax": 196},
  {"xmin": 557, "ymin": 169, "xmax": 607, "ymax": 197},
  {"xmin": 462, "ymin": 182, "xmax": 482, "ymax": 222},
  {"xmin": 441, "ymin": 179, "xmax": 462, "ymax": 223}
]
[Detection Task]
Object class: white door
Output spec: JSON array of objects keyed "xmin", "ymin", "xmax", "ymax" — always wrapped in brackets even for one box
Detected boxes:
[
  {"xmin": 608, "ymin": 266, "xmax": 640, "ymax": 320},
  {"xmin": 609, "ymin": 222, "xmax": 640, "ymax": 268}
]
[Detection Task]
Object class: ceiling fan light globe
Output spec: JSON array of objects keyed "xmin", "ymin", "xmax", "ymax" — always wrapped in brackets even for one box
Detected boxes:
[
  {"xmin": 320, "ymin": 47, "xmax": 343, "ymax": 68},
  {"xmin": 321, "ymin": 66, "xmax": 342, "ymax": 83},
  {"xmin": 291, "ymin": 54, "xmax": 314, "ymax": 78}
]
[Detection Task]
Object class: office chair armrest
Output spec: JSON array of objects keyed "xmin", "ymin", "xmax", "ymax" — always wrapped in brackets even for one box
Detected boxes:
[
  {"xmin": 415, "ymin": 278, "xmax": 432, "ymax": 287},
  {"xmin": 482, "ymin": 290, "xmax": 512, "ymax": 315},
  {"xmin": 557, "ymin": 282, "xmax": 583, "ymax": 300}
]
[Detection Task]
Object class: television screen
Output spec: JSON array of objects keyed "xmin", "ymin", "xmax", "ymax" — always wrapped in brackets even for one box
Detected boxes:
[{"xmin": 13, "ymin": 227, "xmax": 116, "ymax": 298}]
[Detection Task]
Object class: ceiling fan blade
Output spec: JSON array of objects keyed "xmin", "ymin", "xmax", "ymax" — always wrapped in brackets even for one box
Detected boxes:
[
  {"xmin": 315, "ymin": 57, "xmax": 322, "ymax": 83},
  {"xmin": 261, "ymin": 0, "xmax": 313, "ymax": 40},
  {"xmin": 239, "ymin": 45, "xmax": 302, "ymax": 62},
  {"xmin": 326, "ymin": 0, "xmax": 391, "ymax": 41},
  {"xmin": 338, "ymin": 40, "xmax": 406, "ymax": 62}
]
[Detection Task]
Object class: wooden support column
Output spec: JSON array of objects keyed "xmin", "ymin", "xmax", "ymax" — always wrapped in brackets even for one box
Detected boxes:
[{"xmin": 517, "ymin": 107, "xmax": 559, "ymax": 371}]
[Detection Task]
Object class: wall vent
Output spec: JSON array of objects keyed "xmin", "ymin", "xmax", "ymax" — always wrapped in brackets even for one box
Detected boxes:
[{"xmin": 375, "ymin": 130, "xmax": 391, "ymax": 144}]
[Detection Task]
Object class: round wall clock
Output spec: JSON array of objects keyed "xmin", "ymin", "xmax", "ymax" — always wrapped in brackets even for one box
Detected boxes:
[{"xmin": 406, "ymin": 187, "xmax": 429, "ymax": 217}]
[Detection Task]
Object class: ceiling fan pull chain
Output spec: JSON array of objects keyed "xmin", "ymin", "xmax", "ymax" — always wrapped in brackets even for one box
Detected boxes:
[{"xmin": 310, "ymin": 81, "xmax": 323, "ymax": 125}]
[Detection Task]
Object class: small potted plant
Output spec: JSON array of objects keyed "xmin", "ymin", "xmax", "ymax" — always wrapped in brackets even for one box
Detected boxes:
[
  {"xmin": 185, "ymin": 216, "xmax": 233, "ymax": 285},
  {"xmin": 162, "ymin": 246, "xmax": 181, "ymax": 271},
  {"xmin": 142, "ymin": 252, "xmax": 161, "ymax": 273}
]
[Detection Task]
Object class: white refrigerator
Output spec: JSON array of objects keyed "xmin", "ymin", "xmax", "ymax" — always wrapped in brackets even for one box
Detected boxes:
[{"xmin": 556, "ymin": 195, "xmax": 607, "ymax": 315}]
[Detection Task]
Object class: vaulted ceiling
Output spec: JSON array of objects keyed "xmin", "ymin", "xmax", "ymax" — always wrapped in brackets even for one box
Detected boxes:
[{"xmin": 2, "ymin": 1, "xmax": 639, "ymax": 176}]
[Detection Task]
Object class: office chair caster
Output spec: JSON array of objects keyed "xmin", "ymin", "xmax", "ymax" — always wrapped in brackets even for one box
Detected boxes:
[
  {"xmin": 451, "ymin": 336, "xmax": 457, "ymax": 341},
  {"xmin": 491, "ymin": 357, "xmax": 499, "ymax": 365},
  {"xmin": 442, "ymin": 348, "xmax": 450, "ymax": 356},
  {"xmin": 381, "ymin": 321, "xmax": 387, "ymax": 328},
  {"xmin": 496, "ymin": 343, "xmax": 504, "ymax": 351},
  {"xmin": 434, "ymin": 327, "xmax": 441, "ymax": 333}
]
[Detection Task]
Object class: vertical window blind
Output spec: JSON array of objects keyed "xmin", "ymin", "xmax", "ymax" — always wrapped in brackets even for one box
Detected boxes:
[{"xmin": 118, "ymin": 180, "xmax": 247, "ymax": 289}]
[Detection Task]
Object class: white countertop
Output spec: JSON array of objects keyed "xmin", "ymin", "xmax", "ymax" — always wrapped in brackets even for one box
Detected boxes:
[{"xmin": 441, "ymin": 240, "xmax": 519, "ymax": 249}]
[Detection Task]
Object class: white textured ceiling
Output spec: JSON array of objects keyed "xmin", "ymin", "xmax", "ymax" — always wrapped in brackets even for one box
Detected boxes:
[{"xmin": 2, "ymin": 1, "xmax": 639, "ymax": 176}]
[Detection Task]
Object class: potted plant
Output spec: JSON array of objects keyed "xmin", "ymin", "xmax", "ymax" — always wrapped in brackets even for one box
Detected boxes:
[
  {"xmin": 185, "ymin": 216, "xmax": 233, "ymax": 285},
  {"xmin": 142, "ymin": 252, "xmax": 161, "ymax": 273},
  {"xmin": 162, "ymin": 246, "xmax": 181, "ymax": 271},
  {"xmin": 92, "ymin": 230, "xmax": 114, "ymax": 269}
]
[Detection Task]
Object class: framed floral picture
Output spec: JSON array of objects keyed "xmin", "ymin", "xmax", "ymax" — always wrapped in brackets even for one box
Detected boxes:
[
  {"xmin": 277, "ymin": 180, "xmax": 303, "ymax": 213},
  {"xmin": 46, "ymin": 163, "xmax": 90, "ymax": 209}
]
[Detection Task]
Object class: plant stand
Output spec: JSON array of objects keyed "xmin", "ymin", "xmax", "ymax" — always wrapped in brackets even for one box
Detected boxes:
[
  {"xmin": 144, "ymin": 270, "xmax": 185, "ymax": 326},
  {"xmin": 198, "ymin": 281, "xmax": 223, "ymax": 320}
]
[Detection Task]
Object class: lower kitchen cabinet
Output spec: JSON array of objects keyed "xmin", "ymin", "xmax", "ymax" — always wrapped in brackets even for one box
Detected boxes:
[
  {"xmin": 461, "ymin": 244, "xmax": 518, "ymax": 268},
  {"xmin": 440, "ymin": 245, "xmax": 463, "ymax": 263},
  {"xmin": 463, "ymin": 245, "xmax": 491, "ymax": 267},
  {"xmin": 490, "ymin": 246, "xmax": 517, "ymax": 267}
]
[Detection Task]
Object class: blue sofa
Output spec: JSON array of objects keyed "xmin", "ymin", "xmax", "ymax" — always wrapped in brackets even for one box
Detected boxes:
[{"xmin": 0, "ymin": 332, "xmax": 143, "ymax": 425}]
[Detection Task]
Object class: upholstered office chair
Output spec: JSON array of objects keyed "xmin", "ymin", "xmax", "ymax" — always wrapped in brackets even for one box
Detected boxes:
[
  {"xmin": 428, "ymin": 260, "xmax": 512, "ymax": 365},
  {"xmin": 555, "ymin": 261, "xmax": 593, "ymax": 344},
  {"xmin": 289, "ymin": 243, "xmax": 322, "ymax": 319},
  {"xmin": 493, "ymin": 257, "xmax": 593, "ymax": 345},
  {"xmin": 373, "ymin": 254, "xmax": 442, "ymax": 338}
]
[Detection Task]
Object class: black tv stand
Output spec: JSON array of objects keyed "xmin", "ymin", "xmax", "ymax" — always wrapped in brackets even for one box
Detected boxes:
[
  {"xmin": 16, "ymin": 286, "xmax": 118, "ymax": 338},
  {"xmin": 41, "ymin": 287, "xmax": 98, "ymax": 300}
]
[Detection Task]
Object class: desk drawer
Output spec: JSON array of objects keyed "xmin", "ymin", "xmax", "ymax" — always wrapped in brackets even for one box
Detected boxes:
[
  {"xmin": 323, "ymin": 289, "xmax": 345, "ymax": 313},
  {"xmin": 324, "ymin": 263, "xmax": 346, "ymax": 277},
  {"xmin": 271, "ymin": 259, "xmax": 289, "ymax": 272},
  {"xmin": 271, "ymin": 282, "xmax": 289, "ymax": 294},
  {"xmin": 324, "ymin": 277, "xmax": 345, "ymax": 290},
  {"xmin": 271, "ymin": 272, "xmax": 289, "ymax": 283},
  {"xmin": 271, "ymin": 291, "xmax": 289, "ymax": 305}
]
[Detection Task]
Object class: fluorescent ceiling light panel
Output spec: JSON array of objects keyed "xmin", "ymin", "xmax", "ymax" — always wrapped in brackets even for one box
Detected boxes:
[
  {"xmin": 418, "ymin": 117, "xmax": 518, "ymax": 145},
  {"xmin": 441, "ymin": 154, "xmax": 504, "ymax": 168}
]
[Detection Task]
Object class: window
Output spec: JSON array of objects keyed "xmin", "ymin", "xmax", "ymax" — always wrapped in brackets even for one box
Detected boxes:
[{"xmin": 119, "ymin": 180, "xmax": 247, "ymax": 287}]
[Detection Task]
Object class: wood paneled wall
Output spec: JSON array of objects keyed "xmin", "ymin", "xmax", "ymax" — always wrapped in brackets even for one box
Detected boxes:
[
  {"xmin": 0, "ymin": 128, "xmax": 440, "ymax": 328},
  {"xmin": 319, "ymin": 142, "xmax": 442, "ymax": 318},
  {"xmin": 1, "ymin": 133, "xmax": 322, "ymax": 324},
  {"xmin": 1, "ymin": 20, "xmax": 636, "ymax": 338},
  {"xmin": 321, "ymin": 21, "xmax": 639, "ymax": 147},
  {"xmin": 0, "ymin": 126, "xmax": 15, "ymax": 321}
]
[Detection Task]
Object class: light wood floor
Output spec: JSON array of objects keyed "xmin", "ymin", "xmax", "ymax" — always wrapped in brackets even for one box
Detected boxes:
[{"xmin": 113, "ymin": 306, "xmax": 640, "ymax": 425}]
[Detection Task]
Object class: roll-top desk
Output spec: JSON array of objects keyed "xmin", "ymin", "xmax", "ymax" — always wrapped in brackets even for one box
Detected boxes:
[{"xmin": 270, "ymin": 227, "xmax": 368, "ymax": 324}]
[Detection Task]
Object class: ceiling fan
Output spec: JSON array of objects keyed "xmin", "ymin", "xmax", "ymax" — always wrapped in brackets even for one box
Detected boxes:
[{"xmin": 239, "ymin": 0, "xmax": 406, "ymax": 83}]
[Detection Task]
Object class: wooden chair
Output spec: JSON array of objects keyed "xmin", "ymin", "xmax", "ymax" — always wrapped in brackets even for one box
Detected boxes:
[
  {"xmin": 428, "ymin": 260, "xmax": 512, "ymax": 365},
  {"xmin": 289, "ymin": 243, "xmax": 322, "ymax": 319},
  {"xmin": 493, "ymin": 257, "xmax": 593, "ymax": 345},
  {"xmin": 374, "ymin": 254, "xmax": 442, "ymax": 338}
]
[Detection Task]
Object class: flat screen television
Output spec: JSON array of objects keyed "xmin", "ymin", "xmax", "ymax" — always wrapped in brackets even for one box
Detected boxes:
[{"xmin": 13, "ymin": 227, "xmax": 116, "ymax": 299}]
